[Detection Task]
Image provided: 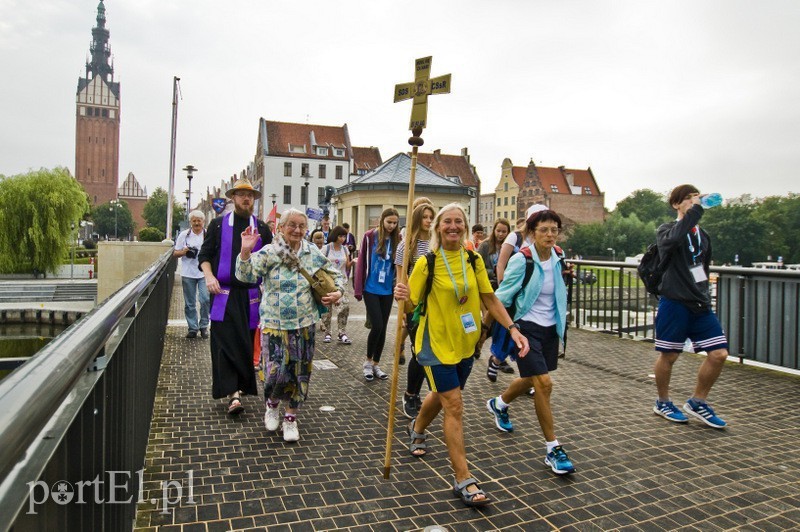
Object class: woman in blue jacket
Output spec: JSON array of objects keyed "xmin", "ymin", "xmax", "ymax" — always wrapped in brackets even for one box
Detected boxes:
[{"xmin": 485, "ymin": 208, "xmax": 576, "ymax": 476}]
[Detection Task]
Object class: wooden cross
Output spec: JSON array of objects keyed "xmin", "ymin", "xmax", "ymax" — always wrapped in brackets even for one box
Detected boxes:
[{"xmin": 394, "ymin": 56, "xmax": 451, "ymax": 131}]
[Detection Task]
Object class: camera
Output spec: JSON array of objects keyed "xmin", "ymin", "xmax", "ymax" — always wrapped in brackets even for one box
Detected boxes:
[{"xmin": 185, "ymin": 246, "xmax": 199, "ymax": 259}]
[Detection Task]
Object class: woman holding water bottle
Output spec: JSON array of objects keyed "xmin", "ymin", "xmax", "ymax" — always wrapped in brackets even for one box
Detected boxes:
[{"xmin": 651, "ymin": 184, "xmax": 729, "ymax": 430}]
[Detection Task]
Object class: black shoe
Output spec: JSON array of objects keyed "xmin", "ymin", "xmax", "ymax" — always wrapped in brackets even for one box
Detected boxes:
[
  {"xmin": 200, "ymin": 328, "xmax": 208, "ymax": 339},
  {"xmin": 498, "ymin": 361, "xmax": 515, "ymax": 374},
  {"xmin": 403, "ymin": 394, "xmax": 419, "ymax": 419},
  {"xmin": 186, "ymin": 330, "xmax": 198, "ymax": 339}
]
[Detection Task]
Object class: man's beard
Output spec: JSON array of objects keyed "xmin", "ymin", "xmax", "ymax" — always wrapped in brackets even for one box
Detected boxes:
[{"xmin": 234, "ymin": 204, "xmax": 254, "ymax": 217}]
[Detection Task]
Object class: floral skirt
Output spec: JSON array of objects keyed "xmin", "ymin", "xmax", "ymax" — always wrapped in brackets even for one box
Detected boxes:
[{"xmin": 261, "ymin": 326, "xmax": 315, "ymax": 409}]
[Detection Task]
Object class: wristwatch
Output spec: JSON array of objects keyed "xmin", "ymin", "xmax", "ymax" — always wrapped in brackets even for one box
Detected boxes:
[{"xmin": 507, "ymin": 323, "xmax": 520, "ymax": 333}]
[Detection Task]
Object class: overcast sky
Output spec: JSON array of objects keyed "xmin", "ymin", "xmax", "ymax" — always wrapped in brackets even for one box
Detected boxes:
[{"xmin": 2, "ymin": 0, "xmax": 799, "ymax": 208}]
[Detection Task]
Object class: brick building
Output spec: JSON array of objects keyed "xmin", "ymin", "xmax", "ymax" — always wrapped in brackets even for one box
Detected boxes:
[
  {"xmin": 413, "ymin": 148, "xmax": 481, "ymax": 225},
  {"xmin": 75, "ymin": 0, "xmax": 120, "ymax": 207}
]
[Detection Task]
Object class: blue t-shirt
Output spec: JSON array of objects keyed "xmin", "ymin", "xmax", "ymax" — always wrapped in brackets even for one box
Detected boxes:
[{"xmin": 365, "ymin": 238, "xmax": 395, "ymax": 295}]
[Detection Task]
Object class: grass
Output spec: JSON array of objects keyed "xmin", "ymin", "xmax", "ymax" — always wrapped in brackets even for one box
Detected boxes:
[{"xmin": 575, "ymin": 266, "xmax": 645, "ymax": 289}]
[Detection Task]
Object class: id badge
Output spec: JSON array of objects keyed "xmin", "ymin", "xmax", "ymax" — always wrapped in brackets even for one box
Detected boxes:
[
  {"xmin": 378, "ymin": 270, "xmax": 386, "ymax": 283},
  {"xmin": 460, "ymin": 312, "xmax": 478, "ymax": 333},
  {"xmin": 689, "ymin": 264, "xmax": 708, "ymax": 283}
]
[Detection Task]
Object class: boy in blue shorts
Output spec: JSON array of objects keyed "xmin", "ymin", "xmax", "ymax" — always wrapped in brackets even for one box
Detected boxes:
[{"xmin": 652, "ymin": 184, "xmax": 729, "ymax": 429}]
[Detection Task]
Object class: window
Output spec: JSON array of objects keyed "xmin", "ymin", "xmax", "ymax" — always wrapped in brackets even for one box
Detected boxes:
[
  {"xmin": 301, "ymin": 163, "xmax": 310, "ymax": 177},
  {"xmin": 284, "ymin": 162, "xmax": 292, "ymax": 177},
  {"xmin": 366, "ymin": 205, "xmax": 383, "ymax": 229},
  {"xmin": 283, "ymin": 185, "xmax": 292, "ymax": 204},
  {"xmin": 334, "ymin": 148, "xmax": 345, "ymax": 157},
  {"xmin": 335, "ymin": 165, "xmax": 343, "ymax": 180},
  {"xmin": 584, "ymin": 186, "xmax": 592, "ymax": 195},
  {"xmin": 316, "ymin": 147, "xmax": 329, "ymax": 156},
  {"xmin": 319, "ymin": 164, "xmax": 326, "ymax": 179},
  {"xmin": 504, "ymin": 182, "xmax": 508, "ymax": 191},
  {"xmin": 511, "ymin": 196, "xmax": 515, "ymax": 204},
  {"xmin": 101, "ymin": 169, "xmax": 105, "ymax": 177},
  {"xmin": 102, "ymin": 109, "xmax": 108, "ymax": 118},
  {"xmin": 358, "ymin": 169, "xmax": 367, "ymax": 176},
  {"xmin": 290, "ymin": 144, "xmax": 306, "ymax": 153},
  {"xmin": 497, "ymin": 198, "xmax": 501, "ymax": 206},
  {"xmin": 550, "ymin": 184, "xmax": 559, "ymax": 193},
  {"xmin": 504, "ymin": 197, "xmax": 508, "ymax": 206},
  {"xmin": 300, "ymin": 186, "xmax": 308, "ymax": 205},
  {"xmin": 318, "ymin": 187, "xmax": 326, "ymax": 205}
]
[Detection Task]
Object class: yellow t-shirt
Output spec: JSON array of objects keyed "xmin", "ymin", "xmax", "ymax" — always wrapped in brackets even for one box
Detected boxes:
[{"xmin": 408, "ymin": 248, "xmax": 494, "ymax": 365}]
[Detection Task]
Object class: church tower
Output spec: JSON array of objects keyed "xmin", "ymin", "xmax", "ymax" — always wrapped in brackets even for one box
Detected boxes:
[{"xmin": 75, "ymin": 0, "xmax": 120, "ymax": 206}]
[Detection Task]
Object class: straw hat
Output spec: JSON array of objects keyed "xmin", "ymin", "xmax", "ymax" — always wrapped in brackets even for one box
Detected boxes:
[{"xmin": 225, "ymin": 177, "xmax": 262, "ymax": 199}]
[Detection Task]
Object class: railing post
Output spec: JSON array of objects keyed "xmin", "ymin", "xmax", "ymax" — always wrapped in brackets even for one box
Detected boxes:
[{"xmin": 617, "ymin": 264, "xmax": 624, "ymax": 338}]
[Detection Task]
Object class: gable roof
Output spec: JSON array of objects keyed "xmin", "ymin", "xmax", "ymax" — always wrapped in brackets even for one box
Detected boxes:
[
  {"xmin": 352, "ymin": 146, "xmax": 383, "ymax": 174},
  {"xmin": 257, "ymin": 119, "xmax": 352, "ymax": 159},
  {"xmin": 511, "ymin": 166, "xmax": 527, "ymax": 187},
  {"xmin": 414, "ymin": 149, "xmax": 480, "ymax": 187},
  {"xmin": 118, "ymin": 172, "xmax": 147, "ymax": 198},
  {"xmin": 514, "ymin": 164, "xmax": 601, "ymax": 195}
]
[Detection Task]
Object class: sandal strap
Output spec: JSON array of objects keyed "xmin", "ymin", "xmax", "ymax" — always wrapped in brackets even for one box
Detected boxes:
[{"xmin": 454, "ymin": 477, "xmax": 480, "ymax": 491}]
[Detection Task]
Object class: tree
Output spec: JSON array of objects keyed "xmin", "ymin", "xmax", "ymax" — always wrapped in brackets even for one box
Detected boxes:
[
  {"xmin": 143, "ymin": 187, "xmax": 185, "ymax": 237},
  {"xmin": 702, "ymin": 204, "xmax": 771, "ymax": 266},
  {"xmin": 614, "ymin": 189, "xmax": 673, "ymax": 226},
  {"xmin": 753, "ymin": 194, "xmax": 800, "ymax": 263},
  {"xmin": 0, "ymin": 167, "xmax": 89, "ymax": 274},
  {"xmin": 91, "ymin": 200, "xmax": 135, "ymax": 239},
  {"xmin": 138, "ymin": 226, "xmax": 165, "ymax": 242},
  {"xmin": 564, "ymin": 212, "xmax": 655, "ymax": 259}
]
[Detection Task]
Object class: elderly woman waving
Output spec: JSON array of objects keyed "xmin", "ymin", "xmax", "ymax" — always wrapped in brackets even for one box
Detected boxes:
[
  {"xmin": 393, "ymin": 203, "xmax": 528, "ymax": 507},
  {"xmin": 236, "ymin": 208, "xmax": 345, "ymax": 442}
]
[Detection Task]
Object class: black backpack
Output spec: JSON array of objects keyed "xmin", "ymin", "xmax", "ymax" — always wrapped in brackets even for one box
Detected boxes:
[{"xmin": 638, "ymin": 243, "xmax": 668, "ymax": 295}]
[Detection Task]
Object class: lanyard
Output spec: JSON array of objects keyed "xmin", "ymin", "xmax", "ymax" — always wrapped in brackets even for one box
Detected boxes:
[
  {"xmin": 440, "ymin": 248, "xmax": 469, "ymax": 305},
  {"xmin": 687, "ymin": 226, "xmax": 702, "ymax": 265}
]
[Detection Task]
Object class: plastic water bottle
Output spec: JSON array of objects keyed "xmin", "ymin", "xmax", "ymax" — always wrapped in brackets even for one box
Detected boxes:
[{"xmin": 700, "ymin": 193, "xmax": 723, "ymax": 209}]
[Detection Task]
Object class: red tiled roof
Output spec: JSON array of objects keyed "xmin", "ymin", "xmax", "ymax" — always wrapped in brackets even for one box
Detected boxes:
[
  {"xmin": 265, "ymin": 120, "xmax": 350, "ymax": 159},
  {"xmin": 413, "ymin": 150, "xmax": 480, "ymax": 187},
  {"xmin": 563, "ymin": 167, "xmax": 601, "ymax": 195},
  {"xmin": 537, "ymin": 167, "xmax": 569, "ymax": 194},
  {"xmin": 352, "ymin": 146, "xmax": 383, "ymax": 173},
  {"xmin": 511, "ymin": 167, "xmax": 527, "ymax": 188}
]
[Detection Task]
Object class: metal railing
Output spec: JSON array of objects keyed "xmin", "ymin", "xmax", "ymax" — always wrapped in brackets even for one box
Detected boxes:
[
  {"xmin": 570, "ymin": 260, "xmax": 800, "ymax": 371},
  {"xmin": 0, "ymin": 251, "xmax": 175, "ymax": 531}
]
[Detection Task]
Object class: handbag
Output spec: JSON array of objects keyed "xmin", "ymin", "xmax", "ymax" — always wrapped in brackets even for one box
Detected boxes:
[{"xmin": 298, "ymin": 266, "xmax": 338, "ymax": 305}]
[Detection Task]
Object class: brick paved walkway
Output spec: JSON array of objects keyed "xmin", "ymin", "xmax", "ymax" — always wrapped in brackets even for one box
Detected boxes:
[{"xmin": 134, "ymin": 279, "xmax": 800, "ymax": 531}]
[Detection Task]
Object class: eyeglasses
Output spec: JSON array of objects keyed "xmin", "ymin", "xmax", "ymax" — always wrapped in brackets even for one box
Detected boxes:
[
  {"xmin": 234, "ymin": 191, "xmax": 255, "ymax": 198},
  {"xmin": 535, "ymin": 227, "xmax": 560, "ymax": 235},
  {"xmin": 284, "ymin": 222, "xmax": 307, "ymax": 231}
]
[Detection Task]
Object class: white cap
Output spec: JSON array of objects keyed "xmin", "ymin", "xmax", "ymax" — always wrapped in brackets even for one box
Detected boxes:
[{"xmin": 525, "ymin": 204, "xmax": 548, "ymax": 221}]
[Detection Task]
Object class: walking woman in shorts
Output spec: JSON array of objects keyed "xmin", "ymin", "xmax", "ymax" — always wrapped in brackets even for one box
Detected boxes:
[{"xmin": 394, "ymin": 203, "xmax": 528, "ymax": 507}]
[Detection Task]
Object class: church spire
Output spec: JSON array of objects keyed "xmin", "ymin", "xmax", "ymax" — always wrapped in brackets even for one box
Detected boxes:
[{"xmin": 86, "ymin": 0, "xmax": 113, "ymax": 82}]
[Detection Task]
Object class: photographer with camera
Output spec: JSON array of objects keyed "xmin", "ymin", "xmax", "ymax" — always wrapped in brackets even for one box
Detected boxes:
[{"xmin": 174, "ymin": 210, "xmax": 210, "ymax": 339}]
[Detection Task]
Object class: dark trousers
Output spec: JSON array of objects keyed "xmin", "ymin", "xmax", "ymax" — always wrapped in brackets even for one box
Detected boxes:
[{"xmin": 363, "ymin": 292, "xmax": 394, "ymax": 363}]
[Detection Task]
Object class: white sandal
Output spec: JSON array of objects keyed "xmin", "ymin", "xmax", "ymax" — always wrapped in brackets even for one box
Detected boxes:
[{"xmin": 338, "ymin": 333, "xmax": 352, "ymax": 345}]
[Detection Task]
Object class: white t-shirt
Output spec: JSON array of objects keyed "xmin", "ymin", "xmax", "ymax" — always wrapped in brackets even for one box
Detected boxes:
[
  {"xmin": 502, "ymin": 231, "xmax": 531, "ymax": 250},
  {"xmin": 519, "ymin": 258, "xmax": 556, "ymax": 326},
  {"xmin": 323, "ymin": 244, "xmax": 349, "ymax": 278},
  {"xmin": 175, "ymin": 229, "xmax": 205, "ymax": 279}
]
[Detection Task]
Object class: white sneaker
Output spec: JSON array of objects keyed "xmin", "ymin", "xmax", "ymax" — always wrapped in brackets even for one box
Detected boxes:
[
  {"xmin": 283, "ymin": 419, "xmax": 300, "ymax": 442},
  {"xmin": 372, "ymin": 364, "xmax": 388, "ymax": 380},
  {"xmin": 264, "ymin": 405, "xmax": 281, "ymax": 432},
  {"xmin": 363, "ymin": 361, "xmax": 374, "ymax": 381}
]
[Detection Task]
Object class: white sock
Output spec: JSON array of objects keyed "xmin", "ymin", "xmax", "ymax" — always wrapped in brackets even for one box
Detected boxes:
[
  {"xmin": 546, "ymin": 439, "xmax": 560, "ymax": 453},
  {"xmin": 495, "ymin": 396, "xmax": 510, "ymax": 410}
]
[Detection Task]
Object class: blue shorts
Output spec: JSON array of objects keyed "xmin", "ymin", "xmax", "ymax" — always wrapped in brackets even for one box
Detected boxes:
[
  {"xmin": 423, "ymin": 357, "xmax": 474, "ymax": 393},
  {"xmin": 655, "ymin": 297, "xmax": 728, "ymax": 353}
]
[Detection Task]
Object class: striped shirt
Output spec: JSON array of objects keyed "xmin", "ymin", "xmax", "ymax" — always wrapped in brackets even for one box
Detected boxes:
[{"xmin": 395, "ymin": 238, "xmax": 430, "ymax": 275}]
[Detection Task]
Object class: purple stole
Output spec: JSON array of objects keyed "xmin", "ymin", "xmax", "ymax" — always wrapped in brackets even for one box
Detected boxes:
[{"xmin": 210, "ymin": 213, "xmax": 263, "ymax": 328}]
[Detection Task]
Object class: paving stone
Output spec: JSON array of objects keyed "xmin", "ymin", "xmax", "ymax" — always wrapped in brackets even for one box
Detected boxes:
[{"xmin": 132, "ymin": 280, "xmax": 800, "ymax": 530}]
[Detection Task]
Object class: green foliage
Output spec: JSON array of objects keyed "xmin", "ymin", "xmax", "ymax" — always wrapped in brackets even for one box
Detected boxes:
[
  {"xmin": 90, "ymin": 199, "xmax": 135, "ymax": 239},
  {"xmin": 564, "ymin": 212, "xmax": 655, "ymax": 259},
  {"xmin": 0, "ymin": 167, "xmax": 89, "ymax": 274},
  {"xmin": 615, "ymin": 189, "xmax": 673, "ymax": 226},
  {"xmin": 143, "ymin": 187, "xmax": 185, "ymax": 237},
  {"xmin": 138, "ymin": 226, "xmax": 165, "ymax": 242}
]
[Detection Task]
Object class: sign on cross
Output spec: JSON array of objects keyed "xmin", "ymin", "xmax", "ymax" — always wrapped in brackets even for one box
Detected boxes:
[{"xmin": 393, "ymin": 56, "xmax": 451, "ymax": 131}]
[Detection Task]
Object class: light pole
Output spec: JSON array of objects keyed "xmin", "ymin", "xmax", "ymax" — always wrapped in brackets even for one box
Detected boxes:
[
  {"xmin": 70, "ymin": 222, "xmax": 76, "ymax": 280},
  {"xmin": 607, "ymin": 247, "xmax": 616, "ymax": 261},
  {"xmin": 302, "ymin": 175, "xmax": 311, "ymax": 208},
  {"xmin": 110, "ymin": 199, "xmax": 120, "ymax": 239},
  {"xmin": 183, "ymin": 164, "xmax": 196, "ymax": 217},
  {"xmin": 270, "ymin": 193, "xmax": 277, "ymax": 207}
]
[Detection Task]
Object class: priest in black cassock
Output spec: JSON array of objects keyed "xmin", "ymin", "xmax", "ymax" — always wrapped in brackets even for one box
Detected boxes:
[{"xmin": 199, "ymin": 178, "xmax": 272, "ymax": 415}]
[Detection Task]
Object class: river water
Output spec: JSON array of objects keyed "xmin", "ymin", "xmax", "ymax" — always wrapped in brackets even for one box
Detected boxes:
[{"xmin": 0, "ymin": 323, "xmax": 67, "ymax": 381}]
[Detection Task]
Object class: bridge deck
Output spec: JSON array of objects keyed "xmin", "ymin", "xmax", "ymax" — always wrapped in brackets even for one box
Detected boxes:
[{"xmin": 134, "ymin": 279, "xmax": 800, "ymax": 531}]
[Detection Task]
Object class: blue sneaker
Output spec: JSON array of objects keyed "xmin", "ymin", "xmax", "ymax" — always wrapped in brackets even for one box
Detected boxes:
[
  {"xmin": 653, "ymin": 400, "xmax": 688, "ymax": 423},
  {"xmin": 545, "ymin": 446, "xmax": 575, "ymax": 475},
  {"xmin": 684, "ymin": 399, "xmax": 727, "ymax": 428},
  {"xmin": 486, "ymin": 398, "xmax": 513, "ymax": 432}
]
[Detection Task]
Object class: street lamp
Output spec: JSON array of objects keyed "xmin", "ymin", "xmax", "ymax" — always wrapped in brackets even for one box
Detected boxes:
[
  {"xmin": 70, "ymin": 222, "xmax": 76, "ymax": 280},
  {"xmin": 607, "ymin": 247, "xmax": 616, "ymax": 261},
  {"xmin": 109, "ymin": 199, "xmax": 121, "ymax": 240},
  {"xmin": 302, "ymin": 174, "xmax": 311, "ymax": 207},
  {"xmin": 270, "ymin": 193, "xmax": 277, "ymax": 207},
  {"xmin": 183, "ymin": 165, "xmax": 196, "ymax": 216}
]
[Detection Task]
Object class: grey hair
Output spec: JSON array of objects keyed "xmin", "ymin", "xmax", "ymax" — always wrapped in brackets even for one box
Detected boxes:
[
  {"xmin": 278, "ymin": 208, "xmax": 308, "ymax": 227},
  {"xmin": 188, "ymin": 210, "xmax": 205, "ymax": 221},
  {"xmin": 428, "ymin": 203, "xmax": 469, "ymax": 252}
]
